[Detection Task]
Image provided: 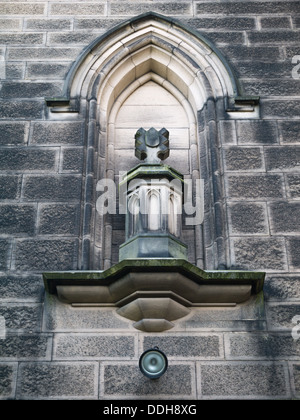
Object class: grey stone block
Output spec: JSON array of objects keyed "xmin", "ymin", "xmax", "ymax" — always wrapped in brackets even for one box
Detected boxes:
[
  {"xmin": 31, "ymin": 121, "xmax": 84, "ymax": 145},
  {"xmin": 0, "ymin": 303, "xmax": 42, "ymax": 332},
  {"xmin": 286, "ymin": 175, "xmax": 300, "ymax": 199},
  {"xmin": 103, "ymin": 363, "xmax": 194, "ymax": 397},
  {"xmin": 260, "ymin": 17, "xmax": 292, "ymax": 29},
  {"xmin": 0, "ymin": 18, "xmax": 22, "ymax": 31},
  {"xmin": 48, "ymin": 32, "xmax": 96, "ymax": 46},
  {"xmin": 267, "ymin": 303, "xmax": 300, "ymax": 331},
  {"xmin": 221, "ymin": 46, "xmax": 283, "ymax": 62},
  {"xmin": 229, "ymin": 202, "xmax": 268, "ymax": 234},
  {"xmin": 0, "ymin": 274, "xmax": 43, "ymax": 302},
  {"xmin": 0, "ymin": 3, "xmax": 45, "ymax": 15},
  {"xmin": 0, "ymin": 82, "xmax": 62, "ymax": 99},
  {"xmin": 38, "ymin": 204, "xmax": 80, "ymax": 235},
  {"xmin": 291, "ymin": 364, "xmax": 300, "ymax": 398},
  {"xmin": 224, "ymin": 147, "xmax": 263, "ymax": 171},
  {"xmin": 7, "ymin": 47, "xmax": 82, "ymax": 60},
  {"xmin": 179, "ymin": 294, "xmax": 266, "ymax": 331},
  {"xmin": 181, "ymin": 17, "xmax": 255, "ymax": 30},
  {"xmin": 264, "ymin": 275, "xmax": 300, "ymax": 300},
  {"xmin": 15, "ymin": 239, "xmax": 79, "ymax": 271},
  {"xmin": 50, "ymin": 3, "xmax": 105, "ymax": 15},
  {"xmin": 242, "ymin": 79, "xmax": 300, "ymax": 97},
  {"xmin": 232, "ymin": 237, "xmax": 287, "ymax": 271},
  {"xmin": 23, "ymin": 175, "xmax": 82, "ymax": 201},
  {"xmin": 0, "ymin": 204, "xmax": 36, "ymax": 235},
  {"xmin": 26, "ymin": 62, "xmax": 71, "ymax": 79},
  {"xmin": 261, "ymin": 100, "xmax": 300, "ymax": 119},
  {"xmin": 226, "ymin": 333, "xmax": 300, "ymax": 359},
  {"xmin": 0, "ymin": 175, "xmax": 21, "ymax": 199},
  {"xmin": 218, "ymin": 120, "xmax": 236, "ymax": 144},
  {"xmin": 0, "ymin": 240, "xmax": 11, "ymax": 270},
  {"xmin": 18, "ymin": 362, "xmax": 98, "ymax": 399},
  {"xmin": 203, "ymin": 31, "xmax": 244, "ymax": 46},
  {"xmin": 236, "ymin": 120, "xmax": 278, "ymax": 144},
  {"xmin": 249, "ymin": 30, "xmax": 300, "ymax": 44},
  {"xmin": 287, "ymin": 238, "xmax": 300, "ymax": 269},
  {"xmin": 0, "ymin": 148, "xmax": 57, "ymax": 172},
  {"xmin": 227, "ymin": 174, "xmax": 284, "ymax": 199},
  {"xmin": 265, "ymin": 146, "xmax": 300, "ymax": 171},
  {"xmin": 0, "ymin": 33, "xmax": 44, "ymax": 45},
  {"xmin": 110, "ymin": 2, "xmax": 192, "ymax": 16},
  {"xmin": 195, "ymin": 2, "xmax": 300, "ymax": 15},
  {"xmin": 269, "ymin": 202, "xmax": 300, "ymax": 233},
  {"xmin": 0, "ymin": 122, "xmax": 28, "ymax": 145},
  {"xmin": 279, "ymin": 121, "xmax": 300, "ymax": 143},
  {"xmin": 54, "ymin": 334, "xmax": 135, "ymax": 359},
  {"xmin": 43, "ymin": 294, "xmax": 132, "ymax": 332},
  {"xmin": 61, "ymin": 148, "xmax": 84, "ymax": 172},
  {"xmin": 0, "ymin": 100, "xmax": 43, "ymax": 119},
  {"xmin": 25, "ymin": 19, "xmax": 72, "ymax": 31},
  {"xmin": 74, "ymin": 18, "xmax": 125, "ymax": 31},
  {"xmin": 143, "ymin": 334, "xmax": 222, "ymax": 358},
  {"xmin": 0, "ymin": 364, "xmax": 17, "ymax": 399},
  {"xmin": 0, "ymin": 334, "xmax": 52, "ymax": 360},
  {"xmin": 199, "ymin": 362, "xmax": 289, "ymax": 398}
]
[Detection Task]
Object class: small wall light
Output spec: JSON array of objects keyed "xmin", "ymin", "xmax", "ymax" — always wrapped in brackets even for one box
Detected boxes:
[{"xmin": 139, "ymin": 347, "xmax": 168, "ymax": 379}]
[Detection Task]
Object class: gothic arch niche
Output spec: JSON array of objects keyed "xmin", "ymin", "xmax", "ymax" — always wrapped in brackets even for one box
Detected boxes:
[{"xmin": 47, "ymin": 12, "xmax": 259, "ymax": 271}]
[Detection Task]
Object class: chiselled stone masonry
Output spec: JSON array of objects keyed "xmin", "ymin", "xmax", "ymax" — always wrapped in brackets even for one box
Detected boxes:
[{"xmin": 0, "ymin": 1, "xmax": 300, "ymax": 400}]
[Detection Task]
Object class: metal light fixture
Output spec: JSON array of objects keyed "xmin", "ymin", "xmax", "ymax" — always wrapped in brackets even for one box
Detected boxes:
[{"xmin": 139, "ymin": 347, "xmax": 168, "ymax": 379}]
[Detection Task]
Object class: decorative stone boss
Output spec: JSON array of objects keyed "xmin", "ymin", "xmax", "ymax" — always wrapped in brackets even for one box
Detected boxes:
[{"xmin": 43, "ymin": 127, "xmax": 265, "ymax": 332}]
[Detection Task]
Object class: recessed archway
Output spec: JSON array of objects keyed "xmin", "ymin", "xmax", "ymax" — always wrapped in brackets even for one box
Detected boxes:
[{"xmin": 46, "ymin": 12, "xmax": 259, "ymax": 271}]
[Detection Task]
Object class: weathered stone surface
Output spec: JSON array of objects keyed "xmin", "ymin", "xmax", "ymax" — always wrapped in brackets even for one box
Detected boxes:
[
  {"xmin": 269, "ymin": 202, "xmax": 300, "ymax": 233},
  {"xmin": 0, "ymin": 122, "xmax": 28, "ymax": 145},
  {"xmin": 15, "ymin": 239, "xmax": 78, "ymax": 271},
  {"xmin": 23, "ymin": 175, "xmax": 82, "ymax": 201},
  {"xmin": 232, "ymin": 238, "xmax": 287, "ymax": 271},
  {"xmin": 224, "ymin": 147, "xmax": 263, "ymax": 171},
  {"xmin": 43, "ymin": 294, "xmax": 132, "ymax": 332},
  {"xmin": 103, "ymin": 363, "xmax": 194, "ymax": 397},
  {"xmin": 0, "ymin": 303, "xmax": 42, "ymax": 332},
  {"xmin": 227, "ymin": 174, "xmax": 284, "ymax": 199},
  {"xmin": 54, "ymin": 334, "xmax": 135, "ymax": 359},
  {"xmin": 38, "ymin": 204, "xmax": 80, "ymax": 235},
  {"xmin": 0, "ymin": 204, "xmax": 36, "ymax": 235},
  {"xmin": 30, "ymin": 121, "xmax": 84, "ymax": 145},
  {"xmin": 265, "ymin": 147, "xmax": 300, "ymax": 172},
  {"xmin": 18, "ymin": 362, "xmax": 98, "ymax": 399},
  {"xmin": 279, "ymin": 121, "xmax": 300, "ymax": 144},
  {"xmin": 0, "ymin": 274, "xmax": 43, "ymax": 302},
  {"xmin": 266, "ymin": 303, "xmax": 300, "ymax": 330},
  {"xmin": 229, "ymin": 203, "xmax": 268, "ymax": 234},
  {"xmin": 0, "ymin": 364, "xmax": 17, "ymax": 399},
  {"xmin": 291, "ymin": 364, "xmax": 300, "ymax": 398},
  {"xmin": 0, "ymin": 240, "xmax": 10, "ymax": 271},
  {"xmin": 236, "ymin": 120, "xmax": 278, "ymax": 144},
  {"xmin": 225, "ymin": 333, "xmax": 300, "ymax": 359},
  {"xmin": 0, "ymin": 100, "xmax": 43, "ymax": 119},
  {"xmin": 0, "ymin": 334, "xmax": 52, "ymax": 360},
  {"xmin": 287, "ymin": 238, "xmax": 300, "ymax": 269},
  {"xmin": 286, "ymin": 175, "xmax": 300, "ymax": 198},
  {"xmin": 264, "ymin": 275, "xmax": 300, "ymax": 300},
  {"xmin": 199, "ymin": 362, "xmax": 289, "ymax": 398},
  {"xmin": 0, "ymin": 175, "xmax": 21, "ymax": 199},
  {"xmin": 143, "ymin": 334, "xmax": 222, "ymax": 358}
]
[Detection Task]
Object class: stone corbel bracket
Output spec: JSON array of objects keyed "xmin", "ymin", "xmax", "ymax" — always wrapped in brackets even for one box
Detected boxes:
[{"xmin": 43, "ymin": 259, "xmax": 265, "ymax": 332}]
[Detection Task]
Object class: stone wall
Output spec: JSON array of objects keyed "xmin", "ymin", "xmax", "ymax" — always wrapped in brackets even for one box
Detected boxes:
[{"xmin": 0, "ymin": 0, "xmax": 300, "ymax": 400}]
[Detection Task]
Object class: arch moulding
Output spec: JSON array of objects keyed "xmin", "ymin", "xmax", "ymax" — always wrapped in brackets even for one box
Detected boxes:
[{"xmin": 46, "ymin": 12, "xmax": 260, "ymax": 271}]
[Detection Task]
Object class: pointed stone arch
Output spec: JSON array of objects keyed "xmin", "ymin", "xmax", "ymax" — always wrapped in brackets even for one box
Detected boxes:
[{"xmin": 46, "ymin": 12, "xmax": 259, "ymax": 271}]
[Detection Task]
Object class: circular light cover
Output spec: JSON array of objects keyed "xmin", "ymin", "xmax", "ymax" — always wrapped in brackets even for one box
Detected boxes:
[{"xmin": 139, "ymin": 347, "xmax": 168, "ymax": 379}]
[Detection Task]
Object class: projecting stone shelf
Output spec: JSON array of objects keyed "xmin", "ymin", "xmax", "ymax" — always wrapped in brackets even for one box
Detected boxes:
[{"xmin": 43, "ymin": 259, "xmax": 265, "ymax": 332}]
